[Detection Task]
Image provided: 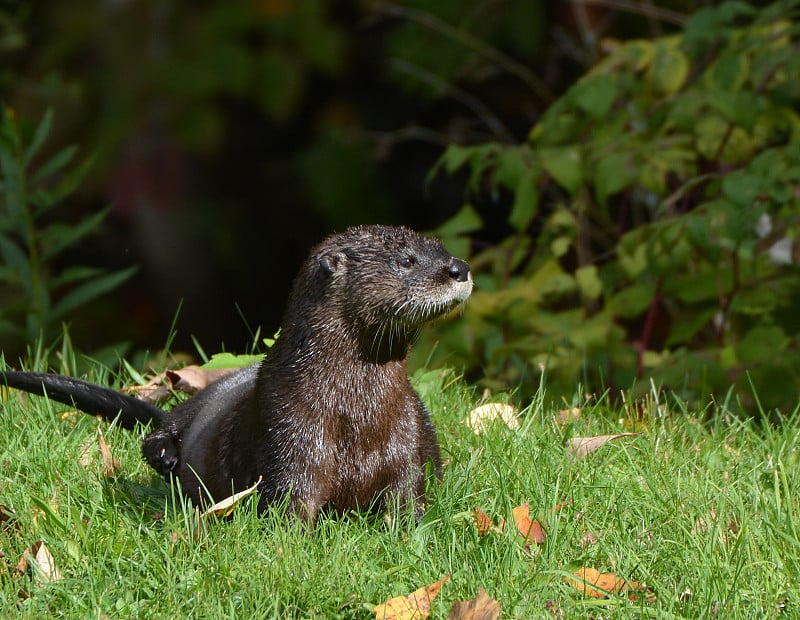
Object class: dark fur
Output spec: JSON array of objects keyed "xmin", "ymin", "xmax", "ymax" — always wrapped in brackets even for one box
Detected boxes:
[{"xmin": 1, "ymin": 225, "xmax": 472, "ymax": 522}]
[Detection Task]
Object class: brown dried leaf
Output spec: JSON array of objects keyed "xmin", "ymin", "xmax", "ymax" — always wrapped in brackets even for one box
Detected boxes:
[
  {"xmin": 566, "ymin": 433, "xmax": 639, "ymax": 459},
  {"xmin": 97, "ymin": 429, "xmax": 121, "ymax": 478},
  {"xmin": 512, "ymin": 502, "xmax": 546, "ymax": 545},
  {"xmin": 125, "ymin": 375, "xmax": 171, "ymax": 405},
  {"xmin": 466, "ymin": 403, "xmax": 520, "ymax": 434},
  {"xmin": 202, "ymin": 477, "xmax": 262, "ymax": 518},
  {"xmin": 447, "ymin": 587, "xmax": 500, "ymax": 620},
  {"xmin": 167, "ymin": 366, "xmax": 237, "ymax": 395},
  {"xmin": 472, "ymin": 507, "xmax": 503, "ymax": 537},
  {"xmin": 0, "ymin": 504, "xmax": 17, "ymax": 531},
  {"xmin": 373, "ymin": 575, "xmax": 450, "ymax": 619},
  {"xmin": 556, "ymin": 407, "xmax": 581, "ymax": 425},
  {"xmin": 165, "ymin": 366, "xmax": 208, "ymax": 394},
  {"xmin": 566, "ymin": 567, "xmax": 655, "ymax": 602}
]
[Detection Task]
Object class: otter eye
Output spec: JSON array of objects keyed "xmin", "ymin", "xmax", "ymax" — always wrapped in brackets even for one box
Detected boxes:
[{"xmin": 399, "ymin": 256, "xmax": 416, "ymax": 269}]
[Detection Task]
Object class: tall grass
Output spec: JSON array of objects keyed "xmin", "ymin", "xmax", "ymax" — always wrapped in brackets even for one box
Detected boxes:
[{"xmin": 1, "ymin": 362, "xmax": 797, "ymax": 618}]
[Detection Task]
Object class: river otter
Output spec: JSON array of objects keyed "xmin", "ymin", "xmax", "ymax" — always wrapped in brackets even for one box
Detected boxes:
[{"xmin": 1, "ymin": 225, "xmax": 472, "ymax": 522}]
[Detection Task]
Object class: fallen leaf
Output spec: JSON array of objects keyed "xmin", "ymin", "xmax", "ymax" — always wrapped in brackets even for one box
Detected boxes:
[
  {"xmin": 97, "ymin": 429, "xmax": 121, "ymax": 478},
  {"xmin": 552, "ymin": 500, "xmax": 573, "ymax": 513},
  {"xmin": 129, "ymin": 366, "xmax": 239, "ymax": 404},
  {"xmin": 77, "ymin": 435, "xmax": 95, "ymax": 468},
  {"xmin": 556, "ymin": 407, "xmax": 581, "ymax": 425},
  {"xmin": 0, "ymin": 504, "xmax": 16, "ymax": 531},
  {"xmin": 374, "ymin": 575, "xmax": 450, "ymax": 619},
  {"xmin": 566, "ymin": 567, "xmax": 655, "ymax": 602},
  {"xmin": 512, "ymin": 502, "xmax": 546, "ymax": 545},
  {"xmin": 579, "ymin": 531, "xmax": 599, "ymax": 548},
  {"xmin": 566, "ymin": 433, "xmax": 639, "ymax": 459},
  {"xmin": 168, "ymin": 366, "xmax": 238, "ymax": 394},
  {"xmin": 466, "ymin": 403, "xmax": 519, "ymax": 434},
  {"xmin": 18, "ymin": 541, "xmax": 62, "ymax": 585},
  {"xmin": 447, "ymin": 587, "xmax": 500, "ymax": 620},
  {"xmin": 125, "ymin": 375, "xmax": 171, "ymax": 405},
  {"xmin": 472, "ymin": 507, "xmax": 503, "ymax": 537},
  {"xmin": 202, "ymin": 477, "xmax": 262, "ymax": 518}
]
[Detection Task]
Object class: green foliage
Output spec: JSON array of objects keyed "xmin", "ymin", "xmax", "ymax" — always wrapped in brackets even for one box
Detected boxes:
[
  {"xmin": 0, "ymin": 108, "xmax": 135, "ymax": 351},
  {"xmin": 432, "ymin": 1, "xmax": 800, "ymax": 412}
]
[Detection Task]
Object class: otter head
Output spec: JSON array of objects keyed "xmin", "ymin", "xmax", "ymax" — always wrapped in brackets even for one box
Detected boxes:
[{"xmin": 310, "ymin": 225, "xmax": 473, "ymax": 358}]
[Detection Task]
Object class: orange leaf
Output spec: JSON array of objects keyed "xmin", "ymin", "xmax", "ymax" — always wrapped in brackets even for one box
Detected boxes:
[
  {"xmin": 472, "ymin": 507, "xmax": 503, "ymax": 537},
  {"xmin": 447, "ymin": 587, "xmax": 500, "ymax": 620},
  {"xmin": 566, "ymin": 567, "xmax": 655, "ymax": 602},
  {"xmin": 512, "ymin": 502, "xmax": 546, "ymax": 544},
  {"xmin": 374, "ymin": 575, "xmax": 450, "ymax": 619},
  {"xmin": 566, "ymin": 433, "xmax": 639, "ymax": 459}
]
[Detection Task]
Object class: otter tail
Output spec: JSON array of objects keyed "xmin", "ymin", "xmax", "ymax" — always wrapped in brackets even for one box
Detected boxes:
[{"xmin": 0, "ymin": 371, "xmax": 165, "ymax": 430}]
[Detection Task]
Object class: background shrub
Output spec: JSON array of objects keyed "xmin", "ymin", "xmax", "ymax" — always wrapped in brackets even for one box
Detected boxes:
[{"xmin": 427, "ymin": 0, "xmax": 800, "ymax": 413}]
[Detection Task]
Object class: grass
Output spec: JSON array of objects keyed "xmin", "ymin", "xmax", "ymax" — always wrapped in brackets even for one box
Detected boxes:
[{"xmin": 1, "ymin": 361, "xmax": 798, "ymax": 618}]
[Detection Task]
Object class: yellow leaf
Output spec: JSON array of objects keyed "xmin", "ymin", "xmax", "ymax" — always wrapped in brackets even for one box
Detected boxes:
[
  {"xmin": 202, "ymin": 477, "xmax": 262, "ymax": 518},
  {"xmin": 466, "ymin": 403, "xmax": 519, "ymax": 434},
  {"xmin": 374, "ymin": 575, "xmax": 450, "ymax": 619}
]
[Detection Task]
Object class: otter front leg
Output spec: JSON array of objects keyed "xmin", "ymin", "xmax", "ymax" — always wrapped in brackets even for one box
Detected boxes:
[{"xmin": 142, "ymin": 429, "xmax": 180, "ymax": 478}]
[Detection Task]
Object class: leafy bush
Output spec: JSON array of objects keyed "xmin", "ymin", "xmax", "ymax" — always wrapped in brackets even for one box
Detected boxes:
[
  {"xmin": 431, "ymin": 1, "xmax": 800, "ymax": 413},
  {"xmin": 0, "ymin": 108, "xmax": 135, "ymax": 354}
]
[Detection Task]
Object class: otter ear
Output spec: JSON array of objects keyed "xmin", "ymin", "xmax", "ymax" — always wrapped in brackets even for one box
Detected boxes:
[{"xmin": 319, "ymin": 251, "xmax": 346, "ymax": 276}]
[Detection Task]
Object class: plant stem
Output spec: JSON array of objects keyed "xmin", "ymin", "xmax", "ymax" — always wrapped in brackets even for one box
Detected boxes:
[{"xmin": 637, "ymin": 277, "xmax": 663, "ymax": 378}]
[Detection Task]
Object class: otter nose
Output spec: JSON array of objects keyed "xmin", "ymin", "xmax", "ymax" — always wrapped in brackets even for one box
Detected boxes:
[{"xmin": 448, "ymin": 258, "xmax": 471, "ymax": 283}]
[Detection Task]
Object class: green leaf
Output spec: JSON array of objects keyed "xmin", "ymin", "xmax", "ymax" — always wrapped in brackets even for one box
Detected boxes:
[
  {"xmin": 608, "ymin": 282, "xmax": 655, "ymax": 318},
  {"xmin": 572, "ymin": 76, "xmax": 618, "ymax": 120},
  {"xmin": 50, "ymin": 266, "xmax": 137, "ymax": 321},
  {"xmin": 722, "ymin": 172, "xmax": 767, "ymax": 208},
  {"xmin": 539, "ymin": 146, "xmax": 582, "ymax": 195},
  {"xmin": 0, "ymin": 234, "xmax": 30, "ymax": 284},
  {"xmin": 731, "ymin": 286, "xmax": 781, "ymax": 315},
  {"xmin": 575, "ymin": 265, "xmax": 602, "ymax": 300},
  {"xmin": 49, "ymin": 266, "xmax": 105, "ymax": 288},
  {"xmin": 493, "ymin": 146, "xmax": 529, "ymax": 190},
  {"xmin": 709, "ymin": 52, "xmax": 749, "ymax": 92},
  {"xmin": 669, "ymin": 268, "xmax": 733, "ymax": 304},
  {"xmin": 594, "ymin": 151, "xmax": 635, "ymax": 203},
  {"xmin": 647, "ymin": 40, "xmax": 689, "ymax": 95},
  {"xmin": 508, "ymin": 173, "xmax": 539, "ymax": 232},
  {"xmin": 438, "ymin": 145, "xmax": 474, "ymax": 175},
  {"xmin": 683, "ymin": 2, "xmax": 756, "ymax": 46},
  {"xmin": 666, "ymin": 309, "xmax": 716, "ymax": 346},
  {"xmin": 23, "ymin": 108, "xmax": 53, "ymax": 168},
  {"xmin": 436, "ymin": 204, "xmax": 483, "ymax": 237},
  {"xmin": 202, "ymin": 352, "xmax": 265, "ymax": 370},
  {"xmin": 735, "ymin": 325, "xmax": 789, "ymax": 365},
  {"xmin": 567, "ymin": 312, "xmax": 612, "ymax": 348},
  {"xmin": 706, "ymin": 91, "xmax": 760, "ymax": 130},
  {"xmin": 41, "ymin": 208, "xmax": 110, "ymax": 261}
]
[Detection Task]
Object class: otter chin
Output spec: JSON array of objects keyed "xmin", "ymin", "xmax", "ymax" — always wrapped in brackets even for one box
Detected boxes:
[{"xmin": 1, "ymin": 225, "xmax": 472, "ymax": 523}]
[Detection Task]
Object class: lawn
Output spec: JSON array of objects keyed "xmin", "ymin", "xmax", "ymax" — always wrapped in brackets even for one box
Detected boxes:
[{"xmin": 1, "ymin": 362, "xmax": 798, "ymax": 618}]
